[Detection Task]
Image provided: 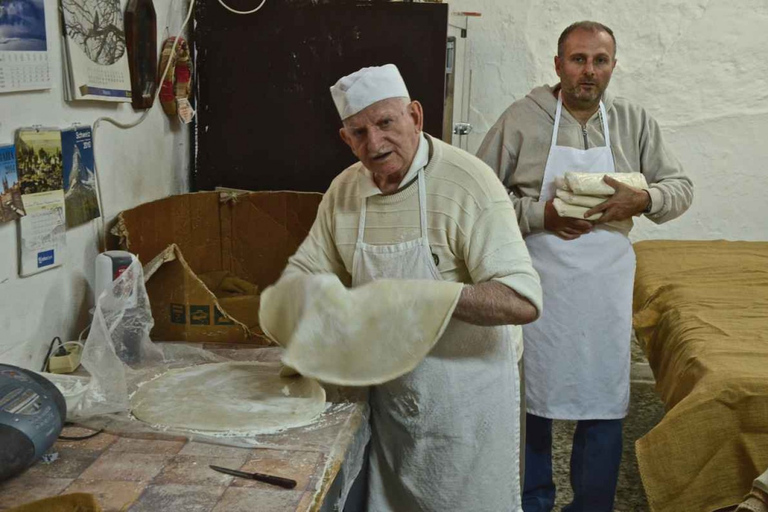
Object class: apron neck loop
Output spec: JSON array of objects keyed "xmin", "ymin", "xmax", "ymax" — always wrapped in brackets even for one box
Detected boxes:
[
  {"xmin": 551, "ymin": 92, "xmax": 610, "ymax": 150},
  {"xmin": 357, "ymin": 169, "xmax": 428, "ymax": 244}
]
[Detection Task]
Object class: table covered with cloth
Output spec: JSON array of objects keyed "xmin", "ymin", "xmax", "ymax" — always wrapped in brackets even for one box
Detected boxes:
[{"xmin": 632, "ymin": 240, "xmax": 768, "ymax": 512}]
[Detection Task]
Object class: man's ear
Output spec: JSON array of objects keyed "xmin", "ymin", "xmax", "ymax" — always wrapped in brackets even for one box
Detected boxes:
[
  {"xmin": 339, "ymin": 127, "xmax": 352, "ymax": 149},
  {"xmin": 554, "ymin": 55, "xmax": 562, "ymax": 78},
  {"xmin": 408, "ymin": 100, "xmax": 424, "ymax": 133}
]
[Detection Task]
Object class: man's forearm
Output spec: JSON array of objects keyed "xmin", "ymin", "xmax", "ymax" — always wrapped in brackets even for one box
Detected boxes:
[{"xmin": 453, "ymin": 281, "xmax": 539, "ymax": 326}]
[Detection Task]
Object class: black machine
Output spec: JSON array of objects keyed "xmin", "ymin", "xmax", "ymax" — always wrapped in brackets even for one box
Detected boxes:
[{"xmin": 0, "ymin": 364, "xmax": 66, "ymax": 482}]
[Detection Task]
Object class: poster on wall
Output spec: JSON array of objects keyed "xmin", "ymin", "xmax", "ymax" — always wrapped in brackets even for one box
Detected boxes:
[
  {"xmin": 60, "ymin": 0, "xmax": 131, "ymax": 102},
  {"xmin": 0, "ymin": 144, "xmax": 26, "ymax": 223},
  {"xmin": 15, "ymin": 128, "xmax": 66, "ymax": 276},
  {"xmin": 0, "ymin": 0, "xmax": 51, "ymax": 93},
  {"xmin": 61, "ymin": 126, "xmax": 99, "ymax": 228}
]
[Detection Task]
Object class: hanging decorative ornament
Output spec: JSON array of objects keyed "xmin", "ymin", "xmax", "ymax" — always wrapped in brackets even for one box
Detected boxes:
[{"xmin": 157, "ymin": 37, "xmax": 193, "ymax": 117}]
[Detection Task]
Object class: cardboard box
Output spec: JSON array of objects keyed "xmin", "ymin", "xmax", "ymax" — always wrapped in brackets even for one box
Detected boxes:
[{"xmin": 113, "ymin": 190, "xmax": 323, "ymax": 343}]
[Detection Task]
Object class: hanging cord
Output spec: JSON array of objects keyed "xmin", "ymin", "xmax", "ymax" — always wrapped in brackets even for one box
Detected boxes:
[
  {"xmin": 41, "ymin": 336, "xmax": 63, "ymax": 372},
  {"xmin": 217, "ymin": 0, "xmax": 267, "ymax": 15},
  {"xmin": 91, "ymin": 0, "xmax": 197, "ymax": 251},
  {"xmin": 91, "ymin": 0, "xmax": 267, "ymax": 250}
]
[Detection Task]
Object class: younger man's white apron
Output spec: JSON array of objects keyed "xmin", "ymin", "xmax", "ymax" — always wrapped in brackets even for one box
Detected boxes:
[
  {"xmin": 522, "ymin": 95, "xmax": 635, "ymax": 420},
  {"xmin": 354, "ymin": 170, "xmax": 523, "ymax": 512}
]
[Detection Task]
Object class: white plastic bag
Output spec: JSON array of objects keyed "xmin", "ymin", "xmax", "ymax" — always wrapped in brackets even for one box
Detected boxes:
[{"xmin": 70, "ymin": 258, "xmax": 163, "ymax": 418}]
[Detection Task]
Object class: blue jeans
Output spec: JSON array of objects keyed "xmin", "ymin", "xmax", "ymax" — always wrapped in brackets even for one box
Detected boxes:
[{"xmin": 522, "ymin": 413, "xmax": 623, "ymax": 512}]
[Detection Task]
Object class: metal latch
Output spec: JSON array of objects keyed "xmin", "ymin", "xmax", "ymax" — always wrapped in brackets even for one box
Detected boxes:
[{"xmin": 453, "ymin": 123, "xmax": 473, "ymax": 135}]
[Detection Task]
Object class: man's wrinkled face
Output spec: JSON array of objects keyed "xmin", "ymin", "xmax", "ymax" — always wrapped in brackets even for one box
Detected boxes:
[
  {"xmin": 555, "ymin": 29, "xmax": 617, "ymax": 109},
  {"xmin": 339, "ymin": 98, "xmax": 423, "ymax": 182}
]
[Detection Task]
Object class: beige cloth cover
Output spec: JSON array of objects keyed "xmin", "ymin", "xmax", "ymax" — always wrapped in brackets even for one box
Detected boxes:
[
  {"xmin": 633, "ymin": 240, "xmax": 768, "ymax": 512},
  {"xmin": 259, "ymin": 274, "xmax": 463, "ymax": 386},
  {"xmin": 552, "ymin": 197, "xmax": 633, "ymax": 233},
  {"xmin": 564, "ymin": 171, "xmax": 648, "ymax": 195},
  {"xmin": 552, "ymin": 197, "xmax": 602, "ymax": 221},
  {"xmin": 555, "ymin": 189, "xmax": 605, "ymax": 208}
]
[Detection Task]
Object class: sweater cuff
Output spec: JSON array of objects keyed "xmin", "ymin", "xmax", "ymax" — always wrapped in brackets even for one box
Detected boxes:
[
  {"xmin": 497, "ymin": 274, "xmax": 544, "ymax": 320},
  {"xmin": 527, "ymin": 200, "xmax": 547, "ymax": 233},
  {"xmin": 647, "ymin": 187, "xmax": 664, "ymax": 215}
]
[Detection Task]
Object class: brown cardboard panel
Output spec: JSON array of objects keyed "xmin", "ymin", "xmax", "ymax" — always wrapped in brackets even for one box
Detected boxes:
[
  {"xmin": 116, "ymin": 192, "xmax": 223, "ymax": 274},
  {"xmin": 119, "ymin": 191, "xmax": 322, "ymax": 343},
  {"xmin": 228, "ymin": 192, "xmax": 322, "ymax": 289}
]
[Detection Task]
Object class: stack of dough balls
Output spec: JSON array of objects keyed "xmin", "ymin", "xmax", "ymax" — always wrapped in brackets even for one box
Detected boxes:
[
  {"xmin": 258, "ymin": 274, "xmax": 464, "ymax": 386},
  {"xmin": 553, "ymin": 171, "xmax": 649, "ymax": 234}
]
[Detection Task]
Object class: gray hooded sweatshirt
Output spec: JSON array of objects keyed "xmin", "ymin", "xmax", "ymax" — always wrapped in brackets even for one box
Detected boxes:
[{"xmin": 476, "ymin": 84, "xmax": 693, "ymax": 236}]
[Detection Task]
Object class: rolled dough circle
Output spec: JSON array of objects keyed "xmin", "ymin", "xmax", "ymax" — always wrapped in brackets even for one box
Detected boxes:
[{"xmin": 130, "ymin": 362, "xmax": 326, "ymax": 434}]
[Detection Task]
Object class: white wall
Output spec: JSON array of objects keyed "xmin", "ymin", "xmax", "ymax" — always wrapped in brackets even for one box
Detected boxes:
[
  {"xmin": 0, "ymin": 0, "xmax": 190, "ymax": 369},
  {"xmin": 449, "ymin": 0, "xmax": 768, "ymax": 242}
]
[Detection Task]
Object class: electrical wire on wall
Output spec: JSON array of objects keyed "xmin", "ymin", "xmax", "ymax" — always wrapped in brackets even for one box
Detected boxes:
[
  {"xmin": 91, "ymin": 0, "xmax": 267, "ymax": 251},
  {"xmin": 217, "ymin": 0, "xmax": 267, "ymax": 15}
]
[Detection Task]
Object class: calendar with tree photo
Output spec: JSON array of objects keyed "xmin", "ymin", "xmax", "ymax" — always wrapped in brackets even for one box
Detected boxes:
[{"xmin": 60, "ymin": 0, "xmax": 131, "ymax": 101}]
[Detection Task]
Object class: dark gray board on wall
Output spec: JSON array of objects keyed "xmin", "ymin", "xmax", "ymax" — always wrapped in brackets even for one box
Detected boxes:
[{"xmin": 192, "ymin": 0, "xmax": 448, "ymax": 193}]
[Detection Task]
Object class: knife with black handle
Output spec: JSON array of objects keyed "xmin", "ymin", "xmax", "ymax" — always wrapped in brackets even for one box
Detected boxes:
[{"xmin": 209, "ymin": 465, "xmax": 297, "ymax": 489}]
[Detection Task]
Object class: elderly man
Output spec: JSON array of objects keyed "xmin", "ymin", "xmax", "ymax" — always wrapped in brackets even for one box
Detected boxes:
[
  {"xmin": 477, "ymin": 21, "xmax": 693, "ymax": 512},
  {"xmin": 274, "ymin": 64, "xmax": 542, "ymax": 511}
]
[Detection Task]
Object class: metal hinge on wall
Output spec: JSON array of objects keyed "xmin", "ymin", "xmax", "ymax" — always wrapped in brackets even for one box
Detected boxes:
[{"xmin": 453, "ymin": 123, "xmax": 472, "ymax": 135}]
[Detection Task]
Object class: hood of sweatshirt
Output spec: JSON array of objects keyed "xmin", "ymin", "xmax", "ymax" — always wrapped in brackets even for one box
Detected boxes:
[{"xmin": 526, "ymin": 83, "xmax": 616, "ymax": 121}]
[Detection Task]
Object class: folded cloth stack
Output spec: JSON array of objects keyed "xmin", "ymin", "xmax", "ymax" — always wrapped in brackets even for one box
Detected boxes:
[{"xmin": 552, "ymin": 172, "xmax": 649, "ymax": 235}]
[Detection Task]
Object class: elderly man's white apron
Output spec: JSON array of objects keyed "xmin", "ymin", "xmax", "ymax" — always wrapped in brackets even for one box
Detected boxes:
[
  {"xmin": 522, "ymin": 96, "xmax": 635, "ymax": 420},
  {"xmin": 354, "ymin": 170, "xmax": 523, "ymax": 512}
]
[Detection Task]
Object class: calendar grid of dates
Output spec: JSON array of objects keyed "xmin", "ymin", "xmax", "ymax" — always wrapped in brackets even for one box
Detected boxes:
[{"xmin": 0, "ymin": 52, "xmax": 51, "ymax": 93}]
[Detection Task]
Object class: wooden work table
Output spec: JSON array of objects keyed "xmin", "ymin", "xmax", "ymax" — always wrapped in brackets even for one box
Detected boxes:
[{"xmin": 0, "ymin": 347, "xmax": 369, "ymax": 512}]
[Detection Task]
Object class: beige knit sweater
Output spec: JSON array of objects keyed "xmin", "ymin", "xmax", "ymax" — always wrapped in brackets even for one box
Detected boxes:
[
  {"xmin": 476, "ymin": 84, "xmax": 694, "ymax": 236},
  {"xmin": 281, "ymin": 134, "xmax": 543, "ymax": 358}
]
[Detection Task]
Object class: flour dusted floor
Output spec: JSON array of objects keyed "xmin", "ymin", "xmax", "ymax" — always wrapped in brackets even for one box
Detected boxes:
[{"xmin": 550, "ymin": 336, "xmax": 665, "ymax": 512}]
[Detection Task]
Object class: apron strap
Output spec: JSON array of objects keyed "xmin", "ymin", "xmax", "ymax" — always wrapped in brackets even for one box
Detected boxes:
[
  {"xmin": 417, "ymin": 170, "xmax": 428, "ymax": 240},
  {"xmin": 550, "ymin": 95, "xmax": 564, "ymax": 151},
  {"xmin": 598, "ymin": 101, "xmax": 611, "ymax": 148},
  {"xmin": 551, "ymin": 92, "xmax": 611, "ymax": 149},
  {"xmin": 357, "ymin": 196, "xmax": 367, "ymax": 244}
]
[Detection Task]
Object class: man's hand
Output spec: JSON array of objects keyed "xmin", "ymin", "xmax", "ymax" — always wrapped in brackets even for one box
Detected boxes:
[
  {"xmin": 584, "ymin": 176, "xmax": 650, "ymax": 223},
  {"xmin": 544, "ymin": 199, "xmax": 593, "ymax": 240}
]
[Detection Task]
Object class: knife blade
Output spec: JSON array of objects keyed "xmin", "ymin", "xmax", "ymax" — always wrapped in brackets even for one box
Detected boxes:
[{"xmin": 209, "ymin": 465, "xmax": 297, "ymax": 489}]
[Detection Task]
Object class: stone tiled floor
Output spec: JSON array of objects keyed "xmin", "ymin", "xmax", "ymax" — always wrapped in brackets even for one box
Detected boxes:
[{"xmin": 0, "ymin": 431, "xmax": 335, "ymax": 511}]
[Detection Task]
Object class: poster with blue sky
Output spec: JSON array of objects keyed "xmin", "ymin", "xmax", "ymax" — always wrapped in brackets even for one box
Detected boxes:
[
  {"xmin": 0, "ymin": 0, "xmax": 51, "ymax": 93},
  {"xmin": 0, "ymin": 0, "xmax": 47, "ymax": 51}
]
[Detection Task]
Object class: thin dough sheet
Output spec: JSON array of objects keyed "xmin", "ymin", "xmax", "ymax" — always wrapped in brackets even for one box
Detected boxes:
[
  {"xmin": 259, "ymin": 274, "xmax": 463, "ymax": 386},
  {"xmin": 131, "ymin": 362, "xmax": 326, "ymax": 434}
]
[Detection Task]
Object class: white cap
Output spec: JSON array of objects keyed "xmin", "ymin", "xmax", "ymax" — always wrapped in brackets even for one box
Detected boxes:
[{"xmin": 330, "ymin": 64, "xmax": 410, "ymax": 120}]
